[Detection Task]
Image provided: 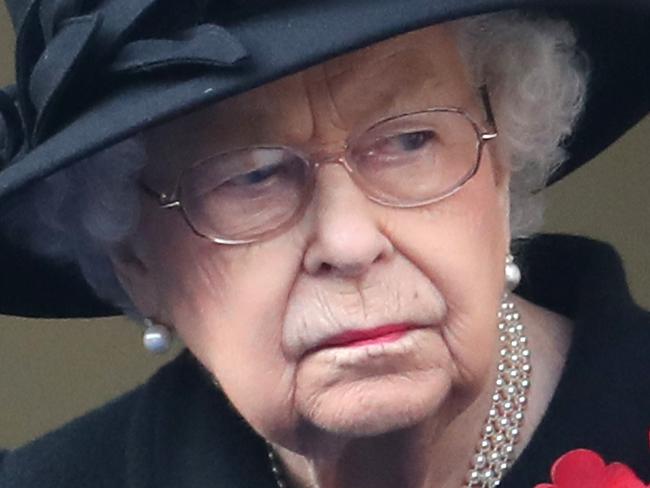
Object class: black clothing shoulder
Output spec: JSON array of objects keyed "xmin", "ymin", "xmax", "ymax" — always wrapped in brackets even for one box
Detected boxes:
[
  {"xmin": 1, "ymin": 351, "xmax": 277, "ymax": 488},
  {"xmin": 1, "ymin": 234, "xmax": 649, "ymax": 487},
  {"xmin": 502, "ymin": 235, "xmax": 650, "ymax": 485}
]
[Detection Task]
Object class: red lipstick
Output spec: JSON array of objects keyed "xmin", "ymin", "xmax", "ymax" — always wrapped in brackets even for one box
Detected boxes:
[{"xmin": 316, "ymin": 324, "xmax": 414, "ymax": 350}]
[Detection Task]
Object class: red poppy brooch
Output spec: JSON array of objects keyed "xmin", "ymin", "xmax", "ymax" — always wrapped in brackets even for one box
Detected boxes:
[{"xmin": 535, "ymin": 449, "xmax": 649, "ymax": 488}]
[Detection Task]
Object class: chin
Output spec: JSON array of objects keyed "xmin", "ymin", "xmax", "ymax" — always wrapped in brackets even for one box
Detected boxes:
[{"xmin": 297, "ymin": 369, "xmax": 453, "ymax": 437}]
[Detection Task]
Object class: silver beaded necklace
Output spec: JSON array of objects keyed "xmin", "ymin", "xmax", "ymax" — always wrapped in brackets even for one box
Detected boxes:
[{"xmin": 267, "ymin": 292, "xmax": 530, "ymax": 488}]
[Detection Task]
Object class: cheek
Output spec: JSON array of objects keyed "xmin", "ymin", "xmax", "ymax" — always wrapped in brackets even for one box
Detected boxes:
[
  {"xmin": 144, "ymin": 217, "xmax": 307, "ymax": 437},
  {"xmin": 387, "ymin": 167, "xmax": 509, "ymax": 392}
]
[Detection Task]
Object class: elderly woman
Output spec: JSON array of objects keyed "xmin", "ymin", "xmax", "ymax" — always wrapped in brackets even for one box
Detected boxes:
[{"xmin": 0, "ymin": 0, "xmax": 649, "ymax": 487}]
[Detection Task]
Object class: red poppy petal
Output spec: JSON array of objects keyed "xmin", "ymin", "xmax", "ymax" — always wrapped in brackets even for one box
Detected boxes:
[
  {"xmin": 534, "ymin": 484, "xmax": 557, "ymax": 488},
  {"xmin": 551, "ymin": 449, "xmax": 607, "ymax": 488},
  {"xmin": 602, "ymin": 463, "xmax": 647, "ymax": 488}
]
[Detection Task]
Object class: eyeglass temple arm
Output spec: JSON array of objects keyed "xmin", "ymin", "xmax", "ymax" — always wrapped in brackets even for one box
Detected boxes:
[
  {"xmin": 479, "ymin": 84, "xmax": 498, "ymax": 141},
  {"xmin": 139, "ymin": 180, "xmax": 181, "ymax": 209}
]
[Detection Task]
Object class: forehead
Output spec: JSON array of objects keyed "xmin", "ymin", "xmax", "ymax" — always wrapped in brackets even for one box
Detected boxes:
[{"xmin": 143, "ymin": 22, "xmax": 472, "ymax": 181}]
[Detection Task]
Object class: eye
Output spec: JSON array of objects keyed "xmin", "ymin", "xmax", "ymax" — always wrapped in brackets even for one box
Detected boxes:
[
  {"xmin": 225, "ymin": 161, "xmax": 284, "ymax": 187},
  {"xmin": 394, "ymin": 131, "xmax": 435, "ymax": 151},
  {"xmin": 366, "ymin": 130, "xmax": 437, "ymax": 158}
]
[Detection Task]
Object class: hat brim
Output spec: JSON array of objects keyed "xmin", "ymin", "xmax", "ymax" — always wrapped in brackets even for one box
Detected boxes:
[{"xmin": 1, "ymin": 0, "xmax": 648, "ymax": 317}]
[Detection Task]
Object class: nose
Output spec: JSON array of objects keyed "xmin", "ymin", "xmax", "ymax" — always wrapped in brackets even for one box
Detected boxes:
[{"xmin": 302, "ymin": 164, "xmax": 395, "ymax": 278}]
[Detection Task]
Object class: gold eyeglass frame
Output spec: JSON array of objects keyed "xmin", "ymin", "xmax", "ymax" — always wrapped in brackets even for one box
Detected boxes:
[{"xmin": 141, "ymin": 85, "xmax": 498, "ymax": 245}]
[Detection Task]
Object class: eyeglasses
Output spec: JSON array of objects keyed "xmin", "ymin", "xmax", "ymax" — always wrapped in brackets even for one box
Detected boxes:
[{"xmin": 141, "ymin": 86, "xmax": 497, "ymax": 245}]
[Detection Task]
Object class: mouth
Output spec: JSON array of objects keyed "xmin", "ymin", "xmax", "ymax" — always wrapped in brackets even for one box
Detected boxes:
[{"xmin": 311, "ymin": 324, "xmax": 420, "ymax": 353}]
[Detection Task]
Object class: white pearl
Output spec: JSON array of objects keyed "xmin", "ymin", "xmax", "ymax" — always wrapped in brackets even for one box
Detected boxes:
[
  {"xmin": 505, "ymin": 261, "xmax": 521, "ymax": 290},
  {"xmin": 474, "ymin": 454, "xmax": 487, "ymax": 468},
  {"xmin": 143, "ymin": 323, "xmax": 171, "ymax": 354}
]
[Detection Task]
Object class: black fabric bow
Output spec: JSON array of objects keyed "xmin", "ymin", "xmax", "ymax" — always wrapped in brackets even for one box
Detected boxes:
[
  {"xmin": 0, "ymin": 86, "xmax": 25, "ymax": 166},
  {"xmin": 2, "ymin": 0, "xmax": 249, "ymax": 168}
]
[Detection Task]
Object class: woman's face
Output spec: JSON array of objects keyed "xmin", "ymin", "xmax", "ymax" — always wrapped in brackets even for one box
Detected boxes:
[{"xmin": 114, "ymin": 23, "xmax": 511, "ymax": 451}]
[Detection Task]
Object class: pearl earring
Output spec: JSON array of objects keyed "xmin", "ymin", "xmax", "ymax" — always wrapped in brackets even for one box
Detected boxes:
[
  {"xmin": 143, "ymin": 318, "xmax": 172, "ymax": 354},
  {"xmin": 505, "ymin": 254, "xmax": 521, "ymax": 291}
]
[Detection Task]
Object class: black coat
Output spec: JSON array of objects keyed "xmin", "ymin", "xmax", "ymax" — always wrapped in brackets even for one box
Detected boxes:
[{"xmin": 1, "ymin": 234, "xmax": 649, "ymax": 487}]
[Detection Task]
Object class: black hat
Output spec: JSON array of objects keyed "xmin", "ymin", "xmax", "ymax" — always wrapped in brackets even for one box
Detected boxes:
[{"xmin": 0, "ymin": 0, "xmax": 648, "ymax": 318}]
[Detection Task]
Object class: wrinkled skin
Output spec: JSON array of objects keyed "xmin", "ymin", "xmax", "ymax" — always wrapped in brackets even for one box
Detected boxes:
[{"xmin": 112, "ymin": 23, "xmax": 571, "ymax": 488}]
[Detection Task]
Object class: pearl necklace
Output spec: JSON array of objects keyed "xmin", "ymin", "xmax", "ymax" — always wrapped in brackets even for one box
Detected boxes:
[{"xmin": 267, "ymin": 293, "xmax": 531, "ymax": 488}]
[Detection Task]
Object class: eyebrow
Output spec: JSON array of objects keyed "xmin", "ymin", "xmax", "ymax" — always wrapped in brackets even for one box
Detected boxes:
[{"xmin": 323, "ymin": 60, "xmax": 445, "ymax": 127}]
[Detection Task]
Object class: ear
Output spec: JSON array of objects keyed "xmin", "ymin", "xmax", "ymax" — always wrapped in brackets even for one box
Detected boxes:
[
  {"xmin": 496, "ymin": 160, "xmax": 511, "ymax": 217},
  {"xmin": 108, "ymin": 238, "xmax": 160, "ymax": 318},
  {"xmin": 487, "ymin": 138, "xmax": 510, "ymax": 187},
  {"xmin": 487, "ymin": 142, "xmax": 512, "ymax": 244}
]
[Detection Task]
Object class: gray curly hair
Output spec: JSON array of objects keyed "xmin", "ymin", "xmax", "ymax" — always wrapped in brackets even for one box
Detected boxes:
[{"xmin": 5, "ymin": 10, "xmax": 589, "ymax": 316}]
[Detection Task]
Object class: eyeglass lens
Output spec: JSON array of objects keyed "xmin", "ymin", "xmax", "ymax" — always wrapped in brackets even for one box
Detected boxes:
[{"xmin": 177, "ymin": 109, "xmax": 482, "ymax": 242}]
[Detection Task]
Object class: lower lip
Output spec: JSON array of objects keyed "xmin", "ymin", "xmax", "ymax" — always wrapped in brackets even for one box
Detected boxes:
[{"xmin": 318, "ymin": 325, "xmax": 412, "ymax": 351}]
